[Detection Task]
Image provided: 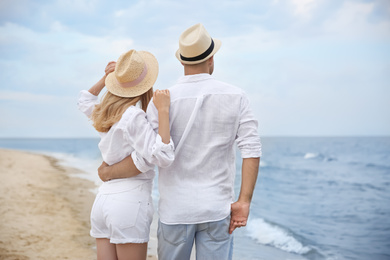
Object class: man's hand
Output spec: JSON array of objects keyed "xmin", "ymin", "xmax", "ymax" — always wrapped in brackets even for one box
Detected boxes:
[
  {"xmin": 98, "ymin": 161, "xmax": 111, "ymax": 182},
  {"xmin": 229, "ymin": 201, "xmax": 250, "ymax": 234}
]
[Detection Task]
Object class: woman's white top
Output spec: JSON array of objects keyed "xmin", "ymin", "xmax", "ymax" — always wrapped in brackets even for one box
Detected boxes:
[{"xmin": 78, "ymin": 90, "xmax": 174, "ymax": 194}]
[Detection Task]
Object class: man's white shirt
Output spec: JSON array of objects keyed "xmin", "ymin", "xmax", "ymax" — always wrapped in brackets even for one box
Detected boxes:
[{"xmin": 133, "ymin": 73, "xmax": 262, "ymax": 224}]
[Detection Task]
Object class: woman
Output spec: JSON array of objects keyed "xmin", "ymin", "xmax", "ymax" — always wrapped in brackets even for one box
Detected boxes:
[{"xmin": 78, "ymin": 49, "xmax": 174, "ymax": 260}]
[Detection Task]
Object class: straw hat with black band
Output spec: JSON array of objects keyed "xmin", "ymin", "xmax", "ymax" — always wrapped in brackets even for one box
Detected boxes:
[
  {"xmin": 175, "ymin": 23, "xmax": 222, "ymax": 65},
  {"xmin": 105, "ymin": 49, "xmax": 159, "ymax": 98}
]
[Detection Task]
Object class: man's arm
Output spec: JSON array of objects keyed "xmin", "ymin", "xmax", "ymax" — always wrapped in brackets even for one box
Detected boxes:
[
  {"xmin": 98, "ymin": 156, "xmax": 141, "ymax": 182},
  {"xmin": 230, "ymin": 92, "xmax": 262, "ymax": 234},
  {"xmin": 229, "ymin": 157, "xmax": 260, "ymax": 234}
]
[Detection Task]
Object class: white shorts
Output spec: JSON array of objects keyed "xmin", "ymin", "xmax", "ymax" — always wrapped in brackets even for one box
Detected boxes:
[{"xmin": 90, "ymin": 183, "xmax": 154, "ymax": 244}]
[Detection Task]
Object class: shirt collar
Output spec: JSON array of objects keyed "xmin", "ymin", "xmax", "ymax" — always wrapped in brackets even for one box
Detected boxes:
[{"xmin": 176, "ymin": 73, "xmax": 213, "ymax": 84}]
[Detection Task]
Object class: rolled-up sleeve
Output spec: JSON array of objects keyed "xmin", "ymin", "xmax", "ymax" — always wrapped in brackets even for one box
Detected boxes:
[
  {"xmin": 131, "ymin": 151, "xmax": 155, "ymax": 173},
  {"xmin": 77, "ymin": 90, "xmax": 99, "ymax": 118},
  {"xmin": 122, "ymin": 108, "xmax": 175, "ymax": 170},
  {"xmin": 236, "ymin": 95, "xmax": 262, "ymax": 158}
]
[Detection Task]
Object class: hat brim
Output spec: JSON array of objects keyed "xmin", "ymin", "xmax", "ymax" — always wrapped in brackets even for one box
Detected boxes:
[
  {"xmin": 105, "ymin": 51, "xmax": 159, "ymax": 98},
  {"xmin": 175, "ymin": 38, "xmax": 221, "ymax": 65}
]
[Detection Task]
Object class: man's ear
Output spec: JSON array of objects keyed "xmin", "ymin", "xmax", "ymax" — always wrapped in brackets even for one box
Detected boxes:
[{"xmin": 208, "ymin": 56, "xmax": 214, "ymax": 65}]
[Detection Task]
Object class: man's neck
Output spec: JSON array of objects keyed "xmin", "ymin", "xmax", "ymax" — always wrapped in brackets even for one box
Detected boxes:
[
  {"xmin": 184, "ymin": 71, "xmax": 210, "ymax": 76},
  {"xmin": 183, "ymin": 65, "xmax": 210, "ymax": 76}
]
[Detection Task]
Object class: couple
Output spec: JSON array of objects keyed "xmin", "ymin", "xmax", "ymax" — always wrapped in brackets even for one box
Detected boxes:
[{"xmin": 78, "ymin": 23, "xmax": 262, "ymax": 260}]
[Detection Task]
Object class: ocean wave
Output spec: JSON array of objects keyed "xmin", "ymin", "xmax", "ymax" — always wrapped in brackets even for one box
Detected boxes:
[
  {"xmin": 41, "ymin": 151, "xmax": 102, "ymax": 186},
  {"xmin": 246, "ymin": 218, "xmax": 312, "ymax": 255},
  {"xmin": 260, "ymin": 160, "xmax": 268, "ymax": 168},
  {"xmin": 304, "ymin": 153, "xmax": 321, "ymax": 159},
  {"xmin": 365, "ymin": 163, "xmax": 390, "ymax": 170},
  {"xmin": 303, "ymin": 153, "xmax": 336, "ymax": 162}
]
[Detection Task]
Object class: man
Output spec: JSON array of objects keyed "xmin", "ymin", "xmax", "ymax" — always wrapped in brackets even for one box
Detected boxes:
[{"xmin": 99, "ymin": 23, "xmax": 262, "ymax": 260}]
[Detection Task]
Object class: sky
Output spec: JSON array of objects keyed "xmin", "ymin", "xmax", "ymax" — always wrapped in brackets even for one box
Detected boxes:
[{"xmin": 0, "ymin": 0, "xmax": 389, "ymax": 138}]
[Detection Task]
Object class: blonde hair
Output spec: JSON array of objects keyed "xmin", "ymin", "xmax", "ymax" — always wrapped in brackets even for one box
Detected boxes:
[{"xmin": 91, "ymin": 88, "xmax": 153, "ymax": 133}]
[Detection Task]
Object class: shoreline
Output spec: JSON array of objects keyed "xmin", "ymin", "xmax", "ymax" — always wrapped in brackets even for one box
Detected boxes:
[
  {"xmin": 0, "ymin": 148, "xmax": 96, "ymax": 259},
  {"xmin": 0, "ymin": 147, "xmax": 309, "ymax": 260},
  {"xmin": 0, "ymin": 148, "xmax": 158, "ymax": 259}
]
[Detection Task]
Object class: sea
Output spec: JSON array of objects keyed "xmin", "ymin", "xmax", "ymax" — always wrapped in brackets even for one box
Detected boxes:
[{"xmin": 0, "ymin": 137, "xmax": 389, "ymax": 260}]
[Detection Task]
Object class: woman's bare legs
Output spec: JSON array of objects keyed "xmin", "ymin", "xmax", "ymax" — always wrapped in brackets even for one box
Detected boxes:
[
  {"xmin": 96, "ymin": 238, "xmax": 117, "ymax": 260},
  {"xmin": 96, "ymin": 238, "xmax": 147, "ymax": 260},
  {"xmin": 116, "ymin": 243, "xmax": 148, "ymax": 260}
]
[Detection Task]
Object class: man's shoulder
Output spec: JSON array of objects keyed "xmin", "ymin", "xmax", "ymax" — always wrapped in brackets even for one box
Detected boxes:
[
  {"xmin": 213, "ymin": 78, "xmax": 242, "ymax": 90},
  {"xmin": 169, "ymin": 77, "xmax": 245, "ymax": 94},
  {"xmin": 207, "ymin": 78, "xmax": 246, "ymax": 96},
  {"xmin": 166, "ymin": 76, "xmax": 248, "ymax": 104}
]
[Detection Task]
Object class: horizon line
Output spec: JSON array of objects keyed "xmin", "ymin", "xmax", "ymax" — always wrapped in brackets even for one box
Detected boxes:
[{"xmin": 0, "ymin": 135, "xmax": 389, "ymax": 139}]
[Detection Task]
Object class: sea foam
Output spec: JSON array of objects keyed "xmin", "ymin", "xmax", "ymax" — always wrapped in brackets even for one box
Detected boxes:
[
  {"xmin": 42, "ymin": 151, "xmax": 103, "ymax": 187},
  {"xmin": 304, "ymin": 152, "xmax": 337, "ymax": 162},
  {"xmin": 304, "ymin": 152, "xmax": 321, "ymax": 159},
  {"xmin": 246, "ymin": 218, "xmax": 311, "ymax": 255}
]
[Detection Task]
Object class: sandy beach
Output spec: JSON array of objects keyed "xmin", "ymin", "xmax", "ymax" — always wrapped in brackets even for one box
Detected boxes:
[
  {"xmin": 0, "ymin": 149, "xmax": 158, "ymax": 260},
  {"xmin": 0, "ymin": 147, "xmax": 309, "ymax": 260}
]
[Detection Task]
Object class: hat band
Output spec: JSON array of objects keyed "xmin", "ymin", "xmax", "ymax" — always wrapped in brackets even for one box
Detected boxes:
[
  {"xmin": 180, "ymin": 39, "xmax": 214, "ymax": 62},
  {"xmin": 117, "ymin": 64, "xmax": 148, "ymax": 88}
]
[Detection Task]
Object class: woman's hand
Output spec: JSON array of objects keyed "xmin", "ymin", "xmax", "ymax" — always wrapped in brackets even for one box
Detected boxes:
[
  {"xmin": 154, "ymin": 89, "xmax": 171, "ymax": 144},
  {"xmin": 105, "ymin": 61, "xmax": 116, "ymax": 77},
  {"xmin": 88, "ymin": 61, "xmax": 115, "ymax": 96},
  {"xmin": 153, "ymin": 89, "xmax": 170, "ymax": 113}
]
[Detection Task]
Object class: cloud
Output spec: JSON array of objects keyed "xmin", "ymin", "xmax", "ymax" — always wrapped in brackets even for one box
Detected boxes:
[
  {"xmin": 290, "ymin": 0, "xmax": 318, "ymax": 18},
  {"xmin": 55, "ymin": 0, "xmax": 99, "ymax": 13},
  {"xmin": 0, "ymin": 90, "xmax": 90, "ymax": 137},
  {"xmin": 323, "ymin": 1, "xmax": 390, "ymax": 41},
  {"xmin": 208, "ymin": 0, "xmax": 390, "ymax": 136},
  {"xmin": 0, "ymin": 21, "xmax": 136, "ymax": 95},
  {"xmin": 0, "ymin": 91, "xmax": 64, "ymax": 103},
  {"xmin": 0, "ymin": 0, "xmax": 389, "ymax": 137}
]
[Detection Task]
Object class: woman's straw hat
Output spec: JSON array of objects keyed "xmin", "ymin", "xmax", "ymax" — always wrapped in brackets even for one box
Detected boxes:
[
  {"xmin": 175, "ymin": 23, "xmax": 221, "ymax": 65},
  {"xmin": 105, "ymin": 50, "xmax": 159, "ymax": 98}
]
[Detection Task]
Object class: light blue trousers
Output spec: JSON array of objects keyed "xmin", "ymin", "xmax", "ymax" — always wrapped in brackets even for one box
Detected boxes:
[{"xmin": 157, "ymin": 216, "xmax": 234, "ymax": 260}]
